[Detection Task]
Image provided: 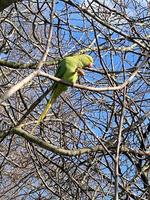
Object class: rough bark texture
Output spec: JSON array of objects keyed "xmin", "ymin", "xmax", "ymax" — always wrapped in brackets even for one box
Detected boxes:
[{"xmin": 0, "ymin": 0, "xmax": 21, "ymax": 11}]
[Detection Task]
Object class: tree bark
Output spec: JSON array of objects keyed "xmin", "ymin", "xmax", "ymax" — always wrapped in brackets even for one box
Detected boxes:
[{"xmin": 0, "ymin": 0, "xmax": 21, "ymax": 12}]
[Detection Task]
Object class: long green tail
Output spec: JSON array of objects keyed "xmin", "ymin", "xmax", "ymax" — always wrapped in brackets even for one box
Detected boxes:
[{"xmin": 31, "ymin": 96, "xmax": 55, "ymax": 134}]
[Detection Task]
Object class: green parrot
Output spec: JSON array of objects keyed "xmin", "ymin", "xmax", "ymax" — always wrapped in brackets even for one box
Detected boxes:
[{"xmin": 32, "ymin": 54, "xmax": 93, "ymax": 133}]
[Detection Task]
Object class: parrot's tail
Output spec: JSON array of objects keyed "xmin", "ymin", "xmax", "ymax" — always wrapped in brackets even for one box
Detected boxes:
[{"xmin": 31, "ymin": 96, "xmax": 55, "ymax": 134}]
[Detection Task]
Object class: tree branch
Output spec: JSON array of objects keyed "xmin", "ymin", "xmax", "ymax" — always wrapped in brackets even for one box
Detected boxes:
[
  {"xmin": 11, "ymin": 127, "xmax": 150, "ymax": 157},
  {"xmin": 0, "ymin": 0, "xmax": 21, "ymax": 12}
]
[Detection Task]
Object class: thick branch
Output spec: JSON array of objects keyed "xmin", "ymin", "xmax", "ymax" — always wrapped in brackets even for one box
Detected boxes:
[
  {"xmin": 11, "ymin": 127, "xmax": 150, "ymax": 157},
  {"xmin": 0, "ymin": 70, "xmax": 38, "ymax": 103},
  {"xmin": 0, "ymin": 0, "xmax": 21, "ymax": 12}
]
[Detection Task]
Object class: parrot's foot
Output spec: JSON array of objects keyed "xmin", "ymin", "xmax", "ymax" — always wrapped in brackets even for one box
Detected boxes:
[{"xmin": 77, "ymin": 68, "xmax": 85, "ymax": 76}]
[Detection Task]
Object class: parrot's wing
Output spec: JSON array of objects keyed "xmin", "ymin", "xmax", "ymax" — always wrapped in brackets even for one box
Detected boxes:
[
  {"xmin": 51, "ymin": 59, "xmax": 68, "ymax": 89},
  {"xmin": 55, "ymin": 59, "xmax": 67, "ymax": 78},
  {"xmin": 55, "ymin": 56, "xmax": 78, "ymax": 78}
]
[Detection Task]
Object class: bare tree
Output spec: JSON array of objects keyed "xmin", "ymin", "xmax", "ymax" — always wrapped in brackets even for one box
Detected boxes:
[{"xmin": 0, "ymin": 0, "xmax": 150, "ymax": 199}]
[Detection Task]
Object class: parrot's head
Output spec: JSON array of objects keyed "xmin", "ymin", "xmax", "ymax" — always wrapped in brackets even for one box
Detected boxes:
[{"xmin": 79, "ymin": 54, "xmax": 93, "ymax": 68}]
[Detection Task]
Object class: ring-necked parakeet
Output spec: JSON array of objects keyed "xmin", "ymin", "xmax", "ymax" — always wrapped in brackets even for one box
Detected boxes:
[{"xmin": 32, "ymin": 54, "xmax": 93, "ymax": 133}]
